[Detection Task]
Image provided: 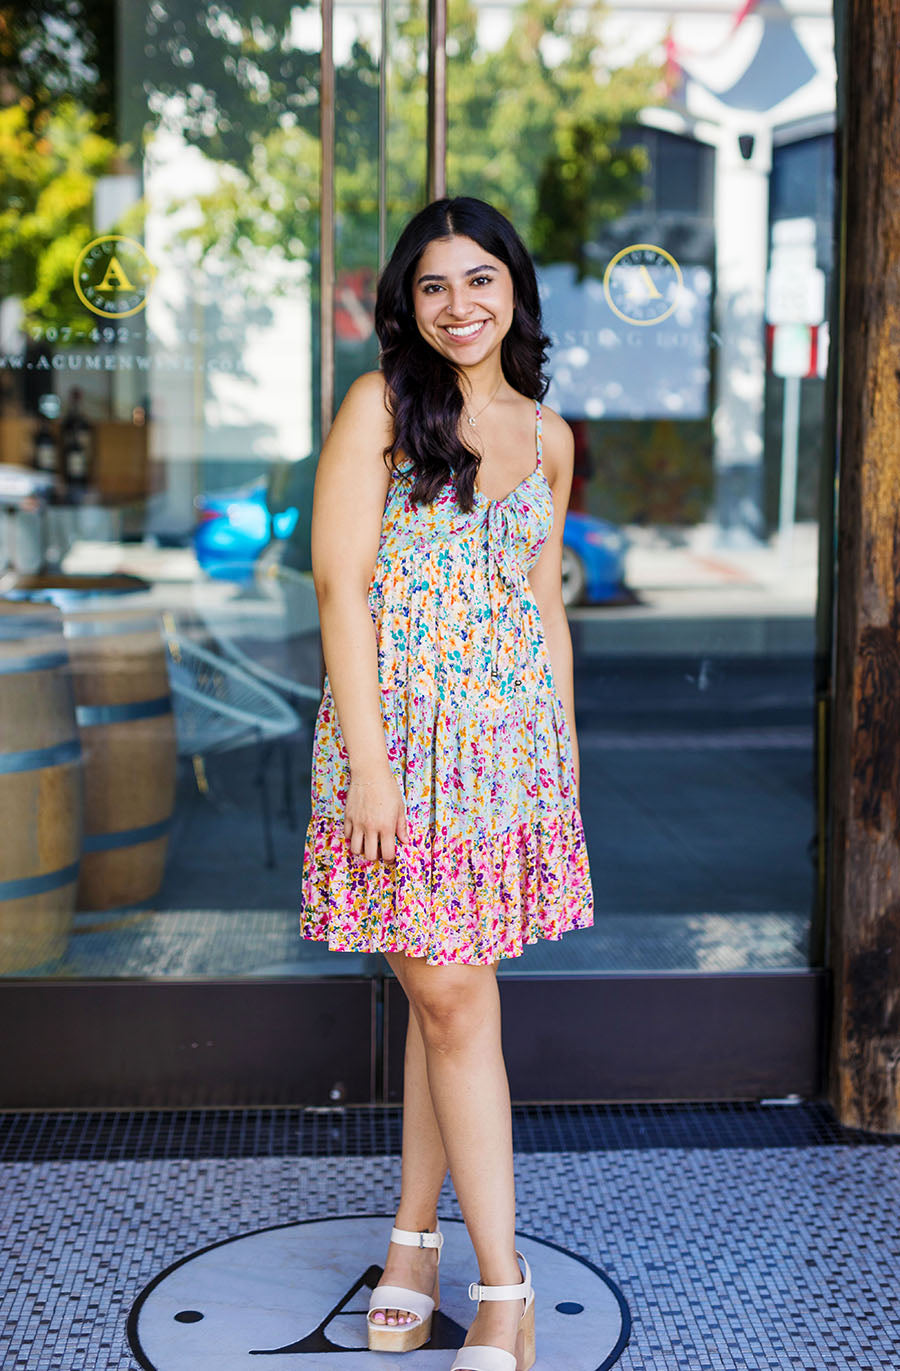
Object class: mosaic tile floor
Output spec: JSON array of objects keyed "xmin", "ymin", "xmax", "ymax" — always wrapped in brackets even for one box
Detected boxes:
[{"xmin": 1, "ymin": 1104, "xmax": 898, "ymax": 1371}]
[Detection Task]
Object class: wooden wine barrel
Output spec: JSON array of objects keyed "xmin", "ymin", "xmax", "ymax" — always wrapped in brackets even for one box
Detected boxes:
[
  {"xmin": 55, "ymin": 588, "xmax": 177, "ymax": 912},
  {"xmin": 0, "ymin": 601, "xmax": 82, "ymax": 971}
]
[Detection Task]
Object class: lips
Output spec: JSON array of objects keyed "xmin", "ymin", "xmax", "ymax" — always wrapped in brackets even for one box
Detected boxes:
[{"xmin": 441, "ymin": 319, "xmax": 489, "ymax": 341}]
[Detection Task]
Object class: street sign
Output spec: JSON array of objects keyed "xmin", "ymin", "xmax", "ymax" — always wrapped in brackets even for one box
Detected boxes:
[
  {"xmin": 766, "ymin": 268, "xmax": 826, "ymax": 326},
  {"xmin": 771, "ymin": 324, "xmax": 815, "ymax": 378},
  {"xmin": 767, "ymin": 216, "xmax": 825, "ymax": 326}
]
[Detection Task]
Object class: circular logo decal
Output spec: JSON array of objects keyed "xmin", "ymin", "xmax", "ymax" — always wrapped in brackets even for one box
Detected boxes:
[
  {"xmin": 73, "ymin": 234, "xmax": 156, "ymax": 317},
  {"xmin": 603, "ymin": 243, "xmax": 683, "ymax": 326},
  {"xmin": 128, "ymin": 1214, "xmax": 630, "ymax": 1370}
]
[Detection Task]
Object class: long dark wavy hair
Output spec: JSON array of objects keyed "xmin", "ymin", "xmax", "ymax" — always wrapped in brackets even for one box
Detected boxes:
[{"xmin": 375, "ymin": 196, "xmax": 552, "ymax": 512}]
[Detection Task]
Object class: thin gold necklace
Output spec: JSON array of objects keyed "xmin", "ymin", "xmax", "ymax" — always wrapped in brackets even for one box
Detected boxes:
[{"xmin": 463, "ymin": 377, "xmax": 503, "ymax": 428}]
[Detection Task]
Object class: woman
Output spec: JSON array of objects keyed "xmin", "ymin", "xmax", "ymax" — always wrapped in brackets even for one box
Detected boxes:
[{"xmin": 300, "ymin": 196, "xmax": 594, "ymax": 1371}]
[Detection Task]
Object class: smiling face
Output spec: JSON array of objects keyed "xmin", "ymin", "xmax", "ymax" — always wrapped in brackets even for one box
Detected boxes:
[{"xmin": 411, "ymin": 234, "xmax": 515, "ymax": 370}]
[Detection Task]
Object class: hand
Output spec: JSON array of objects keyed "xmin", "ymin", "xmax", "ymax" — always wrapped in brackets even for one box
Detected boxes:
[{"xmin": 344, "ymin": 766, "xmax": 409, "ymax": 863}]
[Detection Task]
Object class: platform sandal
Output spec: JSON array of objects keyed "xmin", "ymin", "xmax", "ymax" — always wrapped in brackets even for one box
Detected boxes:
[
  {"xmin": 450, "ymin": 1250, "xmax": 535, "ymax": 1371},
  {"xmin": 367, "ymin": 1222, "xmax": 444, "ymax": 1353}
]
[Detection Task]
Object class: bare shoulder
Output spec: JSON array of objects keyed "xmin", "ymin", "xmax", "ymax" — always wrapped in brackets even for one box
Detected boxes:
[
  {"xmin": 539, "ymin": 402, "xmax": 575, "ymax": 483},
  {"xmin": 333, "ymin": 369, "xmax": 393, "ymax": 439},
  {"xmin": 316, "ymin": 369, "xmax": 394, "ymax": 512},
  {"xmin": 312, "ymin": 371, "xmax": 394, "ymax": 588},
  {"xmin": 343, "ymin": 368, "xmax": 391, "ymax": 408}
]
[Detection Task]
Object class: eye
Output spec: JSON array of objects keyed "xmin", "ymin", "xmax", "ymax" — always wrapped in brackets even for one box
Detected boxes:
[
  {"xmin": 471, "ymin": 275, "xmax": 493, "ymax": 286},
  {"xmin": 422, "ymin": 283, "xmax": 444, "ymax": 294}
]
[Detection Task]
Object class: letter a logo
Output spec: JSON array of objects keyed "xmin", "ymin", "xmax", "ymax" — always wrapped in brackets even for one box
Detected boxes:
[
  {"xmin": 74, "ymin": 235, "xmax": 156, "ymax": 318},
  {"xmin": 96, "ymin": 255, "xmax": 138, "ymax": 294}
]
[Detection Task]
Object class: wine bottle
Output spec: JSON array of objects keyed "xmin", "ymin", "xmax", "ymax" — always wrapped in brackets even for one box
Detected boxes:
[
  {"xmin": 61, "ymin": 387, "xmax": 93, "ymax": 493},
  {"xmin": 33, "ymin": 415, "xmax": 58, "ymax": 475}
]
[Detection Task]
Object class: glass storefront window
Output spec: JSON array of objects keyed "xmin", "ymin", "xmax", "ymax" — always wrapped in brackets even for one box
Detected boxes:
[
  {"xmin": 444, "ymin": 0, "xmax": 836, "ymax": 975},
  {"xmin": 0, "ymin": 0, "xmax": 836, "ymax": 989},
  {"xmin": 1, "ymin": 1, "xmax": 334, "ymax": 978}
]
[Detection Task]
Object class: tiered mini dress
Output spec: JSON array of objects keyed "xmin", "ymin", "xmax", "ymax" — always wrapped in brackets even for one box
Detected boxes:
[{"xmin": 299, "ymin": 398, "xmax": 594, "ymax": 965}]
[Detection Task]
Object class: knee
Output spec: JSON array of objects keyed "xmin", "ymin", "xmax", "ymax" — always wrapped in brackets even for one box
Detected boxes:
[{"xmin": 411, "ymin": 975, "xmax": 495, "ymax": 1056}]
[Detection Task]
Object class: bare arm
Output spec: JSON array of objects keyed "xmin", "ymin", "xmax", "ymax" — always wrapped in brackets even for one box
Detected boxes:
[
  {"xmin": 310, "ymin": 370, "xmax": 407, "ymax": 861},
  {"xmin": 527, "ymin": 408, "xmax": 580, "ymax": 802}
]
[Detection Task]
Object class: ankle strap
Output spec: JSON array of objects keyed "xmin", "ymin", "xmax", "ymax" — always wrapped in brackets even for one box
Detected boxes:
[
  {"xmin": 390, "ymin": 1222, "xmax": 443, "ymax": 1252},
  {"xmin": 468, "ymin": 1250, "xmax": 531, "ymax": 1303}
]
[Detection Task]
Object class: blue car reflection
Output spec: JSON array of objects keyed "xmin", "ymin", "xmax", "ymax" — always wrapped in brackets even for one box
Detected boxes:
[
  {"xmin": 193, "ymin": 480, "xmax": 298, "ymax": 582},
  {"xmin": 560, "ymin": 510, "xmax": 629, "ymax": 606},
  {"xmin": 194, "ymin": 478, "xmax": 628, "ymax": 605}
]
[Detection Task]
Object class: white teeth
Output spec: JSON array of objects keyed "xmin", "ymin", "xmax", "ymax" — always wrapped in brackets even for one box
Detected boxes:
[{"xmin": 445, "ymin": 321, "xmax": 486, "ymax": 337}]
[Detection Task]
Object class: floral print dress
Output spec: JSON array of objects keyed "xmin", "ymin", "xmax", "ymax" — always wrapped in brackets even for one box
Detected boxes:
[{"xmin": 300, "ymin": 398, "xmax": 594, "ymax": 965}]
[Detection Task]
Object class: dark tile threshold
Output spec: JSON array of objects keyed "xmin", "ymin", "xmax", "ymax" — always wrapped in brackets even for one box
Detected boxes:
[{"xmin": 1, "ymin": 1100, "xmax": 898, "ymax": 1163}]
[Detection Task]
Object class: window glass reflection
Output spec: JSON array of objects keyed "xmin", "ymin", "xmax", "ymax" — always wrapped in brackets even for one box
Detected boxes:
[
  {"xmin": 0, "ymin": 0, "xmax": 837, "ymax": 983},
  {"xmin": 0, "ymin": 1, "xmax": 335, "ymax": 978},
  {"xmin": 444, "ymin": 0, "xmax": 835, "ymax": 975}
]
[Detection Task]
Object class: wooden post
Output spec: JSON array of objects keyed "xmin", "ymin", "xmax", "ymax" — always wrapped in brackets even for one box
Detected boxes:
[{"xmin": 829, "ymin": 1, "xmax": 900, "ymax": 1131}]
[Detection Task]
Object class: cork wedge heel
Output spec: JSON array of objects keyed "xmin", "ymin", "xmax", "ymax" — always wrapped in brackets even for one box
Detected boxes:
[
  {"xmin": 450, "ymin": 1250, "xmax": 536, "ymax": 1371},
  {"xmin": 367, "ymin": 1223, "xmax": 443, "ymax": 1353}
]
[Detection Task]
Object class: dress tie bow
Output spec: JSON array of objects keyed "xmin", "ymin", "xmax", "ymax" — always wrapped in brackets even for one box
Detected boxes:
[{"xmin": 485, "ymin": 499, "xmax": 530, "ymax": 688}]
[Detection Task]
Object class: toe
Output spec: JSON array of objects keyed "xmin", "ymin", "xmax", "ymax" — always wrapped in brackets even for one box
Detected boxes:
[{"xmin": 370, "ymin": 1302, "xmax": 421, "ymax": 1330}]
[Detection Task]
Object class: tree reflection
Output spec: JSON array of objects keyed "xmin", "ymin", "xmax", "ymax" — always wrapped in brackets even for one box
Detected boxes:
[{"xmin": 0, "ymin": 0, "xmax": 661, "ymax": 321}]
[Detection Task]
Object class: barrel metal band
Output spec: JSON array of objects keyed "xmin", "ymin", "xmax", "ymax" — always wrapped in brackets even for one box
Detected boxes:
[
  {"xmin": 0, "ymin": 618, "xmax": 62, "ymax": 640},
  {"xmin": 82, "ymin": 817, "xmax": 173, "ymax": 853},
  {"xmin": 0, "ymin": 651, "xmax": 69, "ymax": 675},
  {"xmin": 76, "ymin": 695, "xmax": 172, "ymax": 726},
  {"xmin": 64, "ymin": 617, "xmax": 160, "ymax": 639},
  {"xmin": 0, "ymin": 861, "xmax": 80, "ymax": 900},
  {"xmin": 0, "ymin": 738, "xmax": 81, "ymax": 774}
]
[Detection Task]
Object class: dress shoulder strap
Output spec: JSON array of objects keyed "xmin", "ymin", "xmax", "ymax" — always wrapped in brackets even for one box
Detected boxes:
[{"xmin": 535, "ymin": 399, "xmax": 543, "ymax": 467}]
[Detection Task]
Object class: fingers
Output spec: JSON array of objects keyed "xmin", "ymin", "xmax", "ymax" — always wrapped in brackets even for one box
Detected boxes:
[
  {"xmin": 344, "ymin": 819, "xmax": 406, "ymax": 864},
  {"xmin": 343, "ymin": 779, "xmax": 408, "ymax": 864},
  {"xmin": 347, "ymin": 823, "xmax": 380, "ymax": 860}
]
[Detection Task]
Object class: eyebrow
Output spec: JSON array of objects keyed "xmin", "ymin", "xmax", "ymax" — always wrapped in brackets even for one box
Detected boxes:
[{"xmin": 415, "ymin": 264, "xmax": 497, "ymax": 285}]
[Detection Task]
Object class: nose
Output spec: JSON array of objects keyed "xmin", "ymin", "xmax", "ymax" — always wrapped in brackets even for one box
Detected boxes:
[{"xmin": 444, "ymin": 287, "xmax": 474, "ymax": 318}]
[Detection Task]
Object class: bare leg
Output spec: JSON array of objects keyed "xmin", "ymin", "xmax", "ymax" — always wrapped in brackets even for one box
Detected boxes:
[
  {"xmin": 386, "ymin": 953, "xmax": 526, "ymax": 1361},
  {"xmin": 397, "ymin": 1001, "xmax": 450, "ymax": 1225},
  {"xmin": 370, "ymin": 998, "xmax": 448, "ymax": 1326}
]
